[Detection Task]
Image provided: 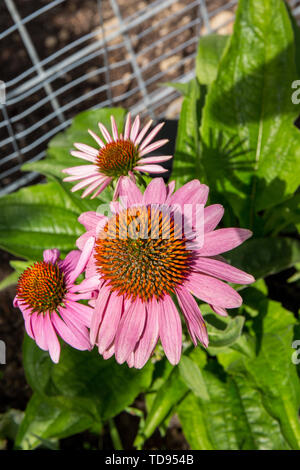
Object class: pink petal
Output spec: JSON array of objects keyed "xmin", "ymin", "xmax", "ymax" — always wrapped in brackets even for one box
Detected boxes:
[
  {"xmin": 70, "ymin": 150, "xmax": 96, "ymax": 163},
  {"xmin": 204, "ymin": 204, "xmax": 224, "ymax": 232},
  {"xmin": 139, "ymin": 122, "xmax": 165, "ymax": 151},
  {"xmin": 192, "ymin": 257, "xmax": 255, "ymax": 284},
  {"xmin": 139, "ymin": 139, "xmax": 168, "ymax": 157},
  {"xmin": 53, "ymin": 309, "xmax": 91, "ymax": 350},
  {"xmin": 124, "ymin": 112, "xmax": 131, "ymax": 140},
  {"xmin": 159, "ymin": 295, "xmax": 182, "ymax": 365},
  {"xmin": 19, "ymin": 304, "xmax": 35, "ymax": 339},
  {"xmin": 134, "ymin": 165, "xmax": 168, "ymax": 174},
  {"xmin": 71, "ymin": 275, "xmax": 99, "ymax": 294},
  {"xmin": 143, "ymin": 177, "xmax": 167, "ymax": 205},
  {"xmin": 119, "ymin": 177, "xmax": 143, "ymax": 206},
  {"xmin": 135, "ymin": 119, "xmax": 153, "ymax": 146},
  {"xmin": 59, "ymin": 250, "xmax": 81, "ymax": 284},
  {"xmin": 115, "ymin": 300, "xmax": 146, "ymax": 364},
  {"xmin": 43, "ymin": 249, "xmax": 60, "ymax": 264},
  {"xmin": 31, "ymin": 313, "xmax": 47, "ymax": 351},
  {"xmin": 210, "ymin": 304, "xmax": 228, "ymax": 317},
  {"xmin": 110, "ymin": 116, "xmax": 119, "ymax": 141},
  {"xmin": 176, "ymin": 287, "xmax": 208, "ymax": 347},
  {"xmin": 103, "ymin": 343, "xmax": 115, "ymax": 360},
  {"xmin": 99, "ymin": 123, "xmax": 112, "ymax": 143},
  {"xmin": 78, "ymin": 211, "xmax": 107, "ymax": 232},
  {"xmin": 90, "ymin": 177, "xmax": 113, "ymax": 199},
  {"xmin": 73, "ymin": 143, "xmax": 99, "ymax": 157},
  {"xmin": 185, "ymin": 272, "xmax": 242, "ymax": 308},
  {"xmin": 62, "ymin": 165, "xmax": 98, "ymax": 177},
  {"xmin": 137, "ymin": 155, "xmax": 173, "ymax": 165},
  {"xmin": 44, "ymin": 314, "xmax": 60, "ymax": 363},
  {"xmin": 88, "ymin": 129, "xmax": 105, "ymax": 148},
  {"xmin": 169, "ymin": 180, "xmax": 209, "ymax": 208},
  {"xmin": 68, "ymin": 237, "xmax": 95, "ymax": 284},
  {"xmin": 63, "ymin": 300, "xmax": 93, "ymax": 328},
  {"xmin": 90, "ymin": 283, "xmax": 109, "ymax": 344},
  {"xmin": 71, "ymin": 175, "xmax": 103, "ymax": 193},
  {"xmin": 81, "ymin": 176, "xmax": 108, "ymax": 198},
  {"xmin": 134, "ymin": 299, "xmax": 159, "ymax": 369},
  {"xmin": 199, "ymin": 228, "xmax": 253, "ymax": 257},
  {"xmin": 130, "ymin": 115, "xmax": 140, "ymax": 142},
  {"xmin": 98, "ymin": 292, "xmax": 123, "ymax": 354}
]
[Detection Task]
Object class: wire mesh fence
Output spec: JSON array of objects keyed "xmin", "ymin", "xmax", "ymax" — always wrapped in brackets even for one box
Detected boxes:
[{"xmin": 0, "ymin": 0, "xmax": 299, "ymax": 196}]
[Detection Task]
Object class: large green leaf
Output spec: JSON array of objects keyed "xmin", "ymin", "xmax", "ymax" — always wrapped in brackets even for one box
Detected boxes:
[
  {"xmin": 177, "ymin": 371, "xmax": 291, "ymax": 450},
  {"xmin": 0, "ymin": 181, "xmax": 84, "ymax": 259},
  {"xmin": 196, "ymin": 34, "xmax": 229, "ymax": 85},
  {"xmin": 15, "ymin": 393, "xmax": 94, "ymax": 450},
  {"xmin": 218, "ymin": 300, "xmax": 300, "ymax": 449},
  {"xmin": 200, "ymin": 0, "xmax": 300, "ymax": 226},
  {"xmin": 225, "ymin": 236, "xmax": 300, "ymax": 279},
  {"xmin": 23, "ymin": 337, "xmax": 153, "ymax": 425},
  {"xmin": 171, "ymin": 79, "xmax": 206, "ymax": 187},
  {"xmin": 22, "ymin": 108, "xmax": 126, "ymax": 183}
]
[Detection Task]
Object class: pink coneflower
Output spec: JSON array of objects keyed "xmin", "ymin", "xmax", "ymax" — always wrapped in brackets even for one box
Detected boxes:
[
  {"xmin": 13, "ymin": 240, "xmax": 98, "ymax": 363},
  {"xmin": 62, "ymin": 113, "xmax": 172, "ymax": 200},
  {"xmin": 77, "ymin": 178, "xmax": 255, "ymax": 368}
]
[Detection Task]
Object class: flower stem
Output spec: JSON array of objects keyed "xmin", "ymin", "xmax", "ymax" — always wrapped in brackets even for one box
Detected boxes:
[{"xmin": 108, "ymin": 418, "xmax": 123, "ymax": 450}]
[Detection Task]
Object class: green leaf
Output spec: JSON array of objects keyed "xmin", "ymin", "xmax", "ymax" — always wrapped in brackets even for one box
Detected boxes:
[
  {"xmin": 178, "ymin": 356, "xmax": 209, "ymax": 400},
  {"xmin": 218, "ymin": 300, "xmax": 300, "ymax": 449},
  {"xmin": 15, "ymin": 393, "xmax": 93, "ymax": 450},
  {"xmin": 0, "ymin": 181, "xmax": 85, "ymax": 259},
  {"xmin": 196, "ymin": 34, "xmax": 229, "ymax": 85},
  {"xmin": 200, "ymin": 0, "xmax": 300, "ymax": 227},
  {"xmin": 23, "ymin": 337, "xmax": 153, "ymax": 425},
  {"xmin": 22, "ymin": 108, "xmax": 126, "ymax": 183},
  {"xmin": 171, "ymin": 79, "xmax": 206, "ymax": 187},
  {"xmin": 178, "ymin": 370, "xmax": 291, "ymax": 450},
  {"xmin": 225, "ymin": 237, "xmax": 300, "ymax": 279},
  {"xmin": 205, "ymin": 315, "xmax": 245, "ymax": 352}
]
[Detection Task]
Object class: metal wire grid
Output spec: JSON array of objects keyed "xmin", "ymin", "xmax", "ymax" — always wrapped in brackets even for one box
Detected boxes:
[{"xmin": 0, "ymin": 0, "xmax": 238, "ymax": 196}]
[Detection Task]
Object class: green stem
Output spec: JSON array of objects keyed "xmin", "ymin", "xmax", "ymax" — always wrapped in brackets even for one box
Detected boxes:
[{"xmin": 108, "ymin": 419, "xmax": 123, "ymax": 450}]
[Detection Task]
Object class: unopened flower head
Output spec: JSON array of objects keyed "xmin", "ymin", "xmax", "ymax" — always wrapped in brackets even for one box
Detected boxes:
[
  {"xmin": 77, "ymin": 177, "xmax": 255, "ymax": 369},
  {"xmin": 62, "ymin": 113, "xmax": 172, "ymax": 200},
  {"xmin": 14, "ymin": 242, "xmax": 98, "ymax": 363}
]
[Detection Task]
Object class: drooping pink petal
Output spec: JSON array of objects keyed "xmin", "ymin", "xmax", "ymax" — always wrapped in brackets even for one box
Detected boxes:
[
  {"xmin": 134, "ymin": 165, "xmax": 168, "ymax": 174},
  {"xmin": 64, "ymin": 300, "xmax": 93, "ymax": 328},
  {"xmin": 134, "ymin": 299, "xmax": 159, "ymax": 369},
  {"xmin": 98, "ymin": 292, "xmax": 124, "ymax": 354},
  {"xmin": 159, "ymin": 295, "xmax": 182, "ymax": 365},
  {"xmin": 71, "ymin": 175, "xmax": 103, "ymax": 193},
  {"xmin": 52, "ymin": 309, "xmax": 90, "ymax": 350},
  {"xmin": 70, "ymin": 151, "xmax": 96, "ymax": 163},
  {"xmin": 175, "ymin": 287, "xmax": 208, "ymax": 347},
  {"xmin": 209, "ymin": 304, "xmax": 228, "ymax": 317},
  {"xmin": 44, "ymin": 314, "xmax": 60, "ymax": 363},
  {"xmin": 90, "ymin": 283, "xmax": 109, "ymax": 345},
  {"xmin": 169, "ymin": 180, "xmax": 209, "ymax": 209},
  {"xmin": 58, "ymin": 250, "xmax": 81, "ymax": 283},
  {"xmin": 115, "ymin": 300, "xmax": 146, "ymax": 364},
  {"xmin": 73, "ymin": 143, "xmax": 99, "ymax": 157},
  {"xmin": 198, "ymin": 228, "xmax": 253, "ymax": 257},
  {"xmin": 62, "ymin": 165, "xmax": 98, "ymax": 177},
  {"xmin": 19, "ymin": 304, "xmax": 35, "ymax": 339},
  {"xmin": 204, "ymin": 204, "xmax": 224, "ymax": 232},
  {"xmin": 68, "ymin": 237, "xmax": 95, "ymax": 284},
  {"xmin": 43, "ymin": 249, "xmax": 60, "ymax": 264},
  {"xmin": 119, "ymin": 177, "xmax": 143, "ymax": 206},
  {"xmin": 103, "ymin": 343, "xmax": 115, "ymax": 360},
  {"xmin": 185, "ymin": 272, "xmax": 242, "ymax": 308},
  {"xmin": 90, "ymin": 177, "xmax": 113, "ymax": 199},
  {"xmin": 81, "ymin": 176, "xmax": 107, "ymax": 198},
  {"xmin": 71, "ymin": 275, "xmax": 99, "ymax": 294},
  {"xmin": 137, "ymin": 155, "xmax": 172, "ymax": 165},
  {"xmin": 31, "ymin": 313, "xmax": 47, "ymax": 351},
  {"xmin": 143, "ymin": 177, "xmax": 167, "ymax": 205},
  {"xmin": 192, "ymin": 257, "xmax": 255, "ymax": 284},
  {"xmin": 78, "ymin": 211, "xmax": 106, "ymax": 232}
]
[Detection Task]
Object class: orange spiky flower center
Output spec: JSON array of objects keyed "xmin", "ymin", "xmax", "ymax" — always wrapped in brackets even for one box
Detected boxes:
[
  {"xmin": 96, "ymin": 139, "xmax": 139, "ymax": 177},
  {"xmin": 94, "ymin": 205, "xmax": 192, "ymax": 302},
  {"xmin": 17, "ymin": 262, "xmax": 66, "ymax": 314}
]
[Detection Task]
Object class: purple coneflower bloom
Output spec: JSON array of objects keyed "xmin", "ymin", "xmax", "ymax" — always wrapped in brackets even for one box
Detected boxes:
[
  {"xmin": 14, "ymin": 240, "xmax": 98, "ymax": 363},
  {"xmin": 62, "ymin": 113, "xmax": 172, "ymax": 200},
  {"xmin": 77, "ymin": 178, "xmax": 255, "ymax": 368}
]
